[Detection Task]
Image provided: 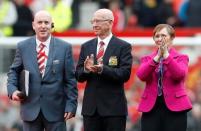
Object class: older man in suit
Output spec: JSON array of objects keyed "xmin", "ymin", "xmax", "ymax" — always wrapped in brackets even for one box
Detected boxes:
[
  {"xmin": 7, "ymin": 10, "xmax": 78, "ymax": 131},
  {"xmin": 75, "ymin": 9, "xmax": 133, "ymax": 131}
]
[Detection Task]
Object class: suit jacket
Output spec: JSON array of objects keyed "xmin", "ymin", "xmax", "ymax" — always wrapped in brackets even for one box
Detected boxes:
[
  {"xmin": 75, "ymin": 36, "xmax": 133, "ymax": 116},
  {"xmin": 7, "ymin": 36, "xmax": 78, "ymax": 122},
  {"xmin": 137, "ymin": 48, "xmax": 192, "ymax": 112}
]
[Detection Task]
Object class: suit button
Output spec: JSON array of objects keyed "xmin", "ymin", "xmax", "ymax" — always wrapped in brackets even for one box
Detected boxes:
[{"xmin": 40, "ymin": 95, "xmax": 43, "ymax": 98}]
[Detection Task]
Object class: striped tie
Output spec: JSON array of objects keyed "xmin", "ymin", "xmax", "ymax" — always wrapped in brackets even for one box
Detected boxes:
[
  {"xmin": 158, "ymin": 58, "xmax": 163, "ymax": 96},
  {"xmin": 96, "ymin": 41, "xmax": 105, "ymax": 64},
  {"xmin": 37, "ymin": 43, "xmax": 47, "ymax": 75}
]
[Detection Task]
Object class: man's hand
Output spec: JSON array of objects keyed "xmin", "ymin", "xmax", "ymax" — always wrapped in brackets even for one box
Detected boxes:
[
  {"xmin": 91, "ymin": 64, "xmax": 103, "ymax": 74},
  {"xmin": 84, "ymin": 54, "xmax": 95, "ymax": 72},
  {"xmin": 12, "ymin": 90, "xmax": 25, "ymax": 101},
  {"xmin": 64, "ymin": 112, "xmax": 75, "ymax": 121}
]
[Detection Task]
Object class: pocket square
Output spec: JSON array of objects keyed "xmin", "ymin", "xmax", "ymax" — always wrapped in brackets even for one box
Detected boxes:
[{"xmin": 53, "ymin": 60, "xmax": 60, "ymax": 64}]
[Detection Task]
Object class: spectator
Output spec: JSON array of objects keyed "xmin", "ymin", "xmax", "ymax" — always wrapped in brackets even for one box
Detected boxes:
[
  {"xmin": 178, "ymin": 0, "xmax": 189, "ymax": 26},
  {"xmin": 46, "ymin": 0, "xmax": 73, "ymax": 32},
  {"xmin": 70, "ymin": 0, "xmax": 80, "ymax": 29},
  {"xmin": 0, "ymin": 0, "xmax": 17, "ymax": 36},
  {"xmin": 109, "ymin": 0, "xmax": 125, "ymax": 31},
  {"xmin": 132, "ymin": 0, "xmax": 160, "ymax": 27},
  {"xmin": 29, "ymin": 0, "xmax": 50, "ymax": 14},
  {"xmin": 156, "ymin": 0, "xmax": 179, "ymax": 26},
  {"xmin": 12, "ymin": 0, "xmax": 34, "ymax": 36},
  {"xmin": 186, "ymin": 0, "xmax": 201, "ymax": 27}
]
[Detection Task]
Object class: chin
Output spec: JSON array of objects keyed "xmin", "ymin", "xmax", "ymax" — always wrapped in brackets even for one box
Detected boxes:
[{"xmin": 38, "ymin": 36, "xmax": 48, "ymax": 41}]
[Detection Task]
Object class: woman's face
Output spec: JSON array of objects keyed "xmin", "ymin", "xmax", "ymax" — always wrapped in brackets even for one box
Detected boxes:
[{"xmin": 153, "ymin": 27, "xmax": 173, "ymax": 48}]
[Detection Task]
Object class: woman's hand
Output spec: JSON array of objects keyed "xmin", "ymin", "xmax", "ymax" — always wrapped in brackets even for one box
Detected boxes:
[
  {"xmin": 154, "ymin": 37, "xmax": 169, "ymax": 62},
  {"xmin": 160, "ymin": 38, "xmax": 169, "ymax": 58}
]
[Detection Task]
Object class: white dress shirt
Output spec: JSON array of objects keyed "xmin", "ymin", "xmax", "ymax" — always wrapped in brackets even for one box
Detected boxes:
[
  {"xmin": 36, "ymin": 36, "xmax": 51, "ymax": 76},
  {"xmin": 97, "ymin": 33, "xmax": 113, "ymax": 55}
]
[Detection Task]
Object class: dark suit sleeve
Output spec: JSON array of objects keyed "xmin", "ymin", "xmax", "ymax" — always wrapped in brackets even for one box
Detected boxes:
[
  {"xmin": 101, "ymin": 43, "xmax": 133, "ymax": 82},
  {"xmin": 7, "ymin": 44, "xmax": 23, "ymax": 98},
  {"xmin": 75, "ymin": 44, "xmax": 91, "ymax": 82},
  {"xmin": 64, "ymin": 44, "xmax": 78, "ymax": 113}
]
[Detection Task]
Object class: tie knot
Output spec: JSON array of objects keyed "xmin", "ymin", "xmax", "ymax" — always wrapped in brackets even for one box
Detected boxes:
[
  {"xmin": 99, "ymin": 41, "xmax": 104, "ymax": 46},
  {"xmin": 39, "ymin": 43, "xmax": 45, "ymax": 48}
]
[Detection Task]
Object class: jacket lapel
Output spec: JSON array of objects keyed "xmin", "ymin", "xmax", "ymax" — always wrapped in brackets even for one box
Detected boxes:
[
  {"xmin": 103, "ymin": 36, "xmax": 116, "ymax": 64},
  {"xmin": 29, "ymin": 37, "xmax": 41, "ymax": 76},
  {"xmin": 91, "ymin": 38, "xmax": 98, "ymax": 64},
  {"xmin": 43, "ymin": 37, "xmax": 54, "ymax": 78}
]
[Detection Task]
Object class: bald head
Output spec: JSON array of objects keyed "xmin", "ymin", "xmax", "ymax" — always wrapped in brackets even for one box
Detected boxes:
[
  {"xmin": 93, "ymin": 9, "xmax": 114, "ymax": 21},
  {"xmin": 34, "ymin": 10, "xmax": 52, "ymax": 22},
  {"xmin": 91, "ymin": 9, "xmax": 114, "ymax": 39},
  {"xmin": 32, "ymin": 10, "xmax": 53, "ymax": 42}
]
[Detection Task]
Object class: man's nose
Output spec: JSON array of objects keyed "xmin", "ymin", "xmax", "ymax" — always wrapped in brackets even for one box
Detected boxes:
[{"xmin": 41, "ymin": 23, "xmax": 46, "ymax": 28}]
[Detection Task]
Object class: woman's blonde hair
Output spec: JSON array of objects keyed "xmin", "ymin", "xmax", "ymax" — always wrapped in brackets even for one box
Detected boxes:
[{"xmin": 153, "ymin": 24, "xmax": 175, "ymax": 39}]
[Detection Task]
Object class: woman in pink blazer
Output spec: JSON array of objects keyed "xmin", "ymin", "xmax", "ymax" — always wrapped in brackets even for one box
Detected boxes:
[{"xmin": 137, "ymin": 24, "xmax": 192, "ymax": 131}]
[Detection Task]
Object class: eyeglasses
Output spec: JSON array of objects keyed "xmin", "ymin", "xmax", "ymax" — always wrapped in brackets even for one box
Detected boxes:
[
  {"xmin": 154, "ymin": 34, "xmax": 168, "ymax": 39},
  {"xmin": 90, "ymin": 19, "xmax": 111, "ymax": 24}
]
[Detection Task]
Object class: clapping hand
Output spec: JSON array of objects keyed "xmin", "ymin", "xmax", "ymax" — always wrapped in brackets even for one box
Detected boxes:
[
  {"xmin": 84, "ymin": 54, "xmax": 103, "ymax": 73},
  {"xmin": 84, "ymin": 54, "xmax": 95, "ymax": 72},
  {"xmin": 160, "ymin": 38, "xmax": 169, "ymax": 58},
  {"xmin": 91, "ymin": 58, "xmax": 103, "ymax": 73},
  {"xmin": 154, "ymin": 38, "xmax": 169, "ymax": 62}
]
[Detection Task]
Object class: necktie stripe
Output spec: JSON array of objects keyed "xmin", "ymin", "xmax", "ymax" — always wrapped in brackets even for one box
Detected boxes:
[
  {"xmin": 38, "ymin": 58, "xmax": 45, "ymax": 65},
  {"xmin": 37, "ymin": 53, "xmax": 46, "ymax": 60},
  {"xmin": 38, "ymin": 48, "xmax": 44, "ymax": 53},
  {"xmin": 37, "ymin": 43, "xmax": 47, "ymax": 75},
  {"xmin": 38, "ymin": 44, "xmax": 45, "ymax": 53},
  {"xmin": 97, "ymin": 41, "xmax": 105, "ymax": 64},
  {"xmin": 39, "ymin": 64, "xmax": 44, "ymax": 68}
]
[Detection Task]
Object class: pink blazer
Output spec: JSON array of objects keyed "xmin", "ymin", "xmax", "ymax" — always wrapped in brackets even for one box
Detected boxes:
[{"xmin": 137, "ymin": 48, "xmax": 192, "ymax": 112}]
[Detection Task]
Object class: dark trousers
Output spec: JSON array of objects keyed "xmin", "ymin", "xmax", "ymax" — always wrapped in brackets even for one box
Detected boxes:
[
  {"xmin": 83, "ymin": 110, "xmax": 126, "ymax": 131},
  {"xmin": 141, "ymin": 96, "xmax": 187, "ymax": 131},
  {"xmin": 23, "ymin": 111, "xmax": 66, "ymax": 131}
]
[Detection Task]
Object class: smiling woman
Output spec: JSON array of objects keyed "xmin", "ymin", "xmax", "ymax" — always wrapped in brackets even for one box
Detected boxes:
[{"xmin": 137, "ymin": 24, "xmax": 192, "ymax": 131}]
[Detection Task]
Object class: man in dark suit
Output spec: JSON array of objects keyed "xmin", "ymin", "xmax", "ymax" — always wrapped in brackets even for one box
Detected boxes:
[
  {"xmin": 7, "ymin": 10, "xmax": 78, "ymax": 131},
  {"xmin": 75, "ymin": 8, "xmax": 133, "ymax": 131}
]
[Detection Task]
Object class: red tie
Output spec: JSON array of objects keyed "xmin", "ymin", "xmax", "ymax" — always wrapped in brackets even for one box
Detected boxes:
[
  {"xmin": 37, "ymin": 43, "xmax": 47, "ymax": 75},
  {"xmin": 96, "ymin": 41, "xmax": 105, "ymax": 64}
]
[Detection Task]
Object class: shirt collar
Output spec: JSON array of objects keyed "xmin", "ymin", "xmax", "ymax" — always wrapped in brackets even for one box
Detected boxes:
[
  {"xmin": 97, "ymin": 33, "xmax": 113, "ymax": 46},
  {"xmin": 36, "ymin": 35, "xmax": 51, "ymax": 48}
]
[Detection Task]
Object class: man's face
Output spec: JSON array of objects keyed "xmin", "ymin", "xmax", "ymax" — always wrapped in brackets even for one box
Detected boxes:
[
  {"xmin": 91, "ymin": 12, "xmax": 112, "ymax": 38},
  {"xmin": 32, "ymin": 13, "xmax": 52, "ymax": 42}
]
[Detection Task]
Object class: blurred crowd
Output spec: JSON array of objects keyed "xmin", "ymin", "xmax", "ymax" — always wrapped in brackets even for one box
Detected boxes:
[{"xmin": 1, "ymin": 0, "xmax": 201, "ymax": 37}]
